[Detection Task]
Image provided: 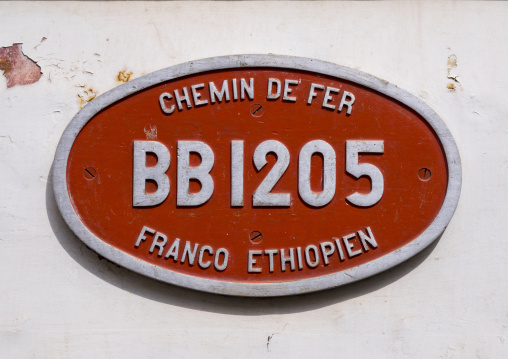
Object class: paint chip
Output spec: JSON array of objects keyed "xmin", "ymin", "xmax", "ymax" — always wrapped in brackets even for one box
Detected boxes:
[
  {"xmin": 0, "ymin": 44, "xmax": 42, "ymax": 88},
  {"xmin": 447, "ymin": 54, "xmax": 457, "ymax": 68},
  {"xmin": 446, "ymin": 54, "xmax": 460, "ymax": 89},
  {"xmin": 144, "ymin": 125, "xmax": 157, "ymax": 139}
]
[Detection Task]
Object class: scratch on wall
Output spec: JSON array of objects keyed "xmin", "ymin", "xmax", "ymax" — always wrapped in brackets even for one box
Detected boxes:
[
  {"xmin": 266, "ymin": 323, "xmax": 288, "ymax": 353},
  {"xmin": 34, "ymin": 37, "xmax": 47, "ymax": 50},
  {"xmin": 267, "ymin": 334, "xmax": 273, "ymax": 352},
  {"xmin": 0, "ymin": 43, "xmax": 42, "ymax": 88}
]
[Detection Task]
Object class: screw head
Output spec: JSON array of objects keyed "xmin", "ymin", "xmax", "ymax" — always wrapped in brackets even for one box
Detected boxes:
[
  {"xmin": 418, "ymin": 168, "xmax": 431, "ymax": 181},
  {"xmin": 250, "ymin": 104, "xmax": 264, "ymax": 117},
  {"xmin": 249, "ymin": 231, "xmax": 263, "ymax": 244},
  {"xmin": 83, "ymin": 167, "xmax": 97, "ymax": 180}
]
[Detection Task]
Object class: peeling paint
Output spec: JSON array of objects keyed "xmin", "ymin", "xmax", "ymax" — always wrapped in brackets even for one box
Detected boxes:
[
  {"xmin": 117, "ymin": 70, "xmax": 133, "ymax": 82},
  {"xmin": 0, "ymin": 44, "xmax": 42, "ymax": 88}
]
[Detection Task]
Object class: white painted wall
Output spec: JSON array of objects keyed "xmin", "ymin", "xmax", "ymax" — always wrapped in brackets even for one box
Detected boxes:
[{"xmin": 0, "ymin": 1, "xmax": 507, "ymax": 357}]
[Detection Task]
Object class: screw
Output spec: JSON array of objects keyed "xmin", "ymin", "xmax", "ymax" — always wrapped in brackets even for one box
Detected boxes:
[
  {"xmin": 83, "ymin": 167, "xmax": 97, "ymax": 180},
  {"xmin": 250, "ymin": 104, "xmax": 264, "ymax": 117},
  {"xmin": 418, "ymin": 168, "xmax": 431, "ymax": 181},
  {"xmin": 249, "ymin": 231, "xmax": 263, "ymax": 243}
]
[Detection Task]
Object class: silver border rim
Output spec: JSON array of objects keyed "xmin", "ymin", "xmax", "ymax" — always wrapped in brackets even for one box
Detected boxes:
[{"xmin": 52, "ymin": 54, "xmax": 462, "ymax": 297}]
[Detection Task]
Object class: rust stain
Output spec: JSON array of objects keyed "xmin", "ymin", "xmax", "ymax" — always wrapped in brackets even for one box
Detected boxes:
[
  {"xmin": 117, "ymin": 70, "xmax": 133, "ymax": 82},
  {"xmin": 77, "ymin": 86, "xmax": 97, "ymax": 108},
  {"xmin": 447, "ymin": 83, "xmax": 456, "ymax": 91},
  {"xmin": 0, "ymin": 59, "xmax": 12, "ymax": 74},
  {"xmin": 0, "ymin": 44, "xmax": 42, "ymax": 88}
]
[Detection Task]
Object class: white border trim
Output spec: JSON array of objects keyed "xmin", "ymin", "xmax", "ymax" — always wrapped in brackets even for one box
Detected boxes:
[{"xmin": 52, "ymin": 55, "xmax": 462, "ymax": 297}]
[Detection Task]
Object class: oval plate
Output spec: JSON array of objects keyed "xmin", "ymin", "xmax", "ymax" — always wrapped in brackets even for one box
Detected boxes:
[{"xmin": 53, "ymin": 55, "xmax": 461, "ymax": 296}]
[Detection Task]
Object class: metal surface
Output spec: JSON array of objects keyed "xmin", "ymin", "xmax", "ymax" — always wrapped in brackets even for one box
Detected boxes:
[{"xmin": 52, "ymin": 54, "xmax": 462, "ymax": 297}]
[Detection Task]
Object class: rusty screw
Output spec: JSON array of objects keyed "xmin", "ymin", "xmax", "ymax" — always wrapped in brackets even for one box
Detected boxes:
[
  {"xmin": 250, "ymin": 104, "xmax": 264, "ymax": 117},
  {"xmin": 249, "ymin": 231, "xmax": 263, "ymax": 243},
  {"xmin": 418, "ymin": 168, "xmax": 432, "ymax": 181},
  {"xmin": 83, "ymin": 167, "xmax": 97, "ymax": 180}
]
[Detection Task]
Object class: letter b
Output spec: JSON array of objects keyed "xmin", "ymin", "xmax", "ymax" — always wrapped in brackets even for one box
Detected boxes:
[
  {"xmin": 133, "ymin": 141, "xmax": 170, "ymax": 207},
  {"xmin": 177, "ymin": 141, "xmax": 214, "ymax": 206}
]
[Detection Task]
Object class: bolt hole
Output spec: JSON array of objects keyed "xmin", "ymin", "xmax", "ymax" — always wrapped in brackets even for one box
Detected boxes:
[
  {"xmin": 418, "ymin": 168, "xmax": 431, "ymax": 181},
  {"xmin": 249, "ymin": 231, "xmax": 263, "ymax": 243}
]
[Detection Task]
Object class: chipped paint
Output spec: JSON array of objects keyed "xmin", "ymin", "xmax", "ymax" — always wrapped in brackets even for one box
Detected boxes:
[
  {"xmin": 0, "ymin": 44, "xmax": 42, "ymax": 88},
  {"xmin": 447, "ymin": 54, "xmax": 460, "ymax": 90},
  {"xmin": 144, "ymin": 125, "xmax": 157, "ymax": 139},
  {"xmin": 447, "ymin": 54, "xmax": 457, "ymax": 68},
  {"xmin": 117, "ymin": 70, "xmax": 133, "ymax": 82}
]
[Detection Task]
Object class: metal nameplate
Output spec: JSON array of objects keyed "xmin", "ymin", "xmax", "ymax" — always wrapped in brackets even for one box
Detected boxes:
[{"xmin": 52, "ymin": 55, "xmax": 461, "ymax": 296}]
